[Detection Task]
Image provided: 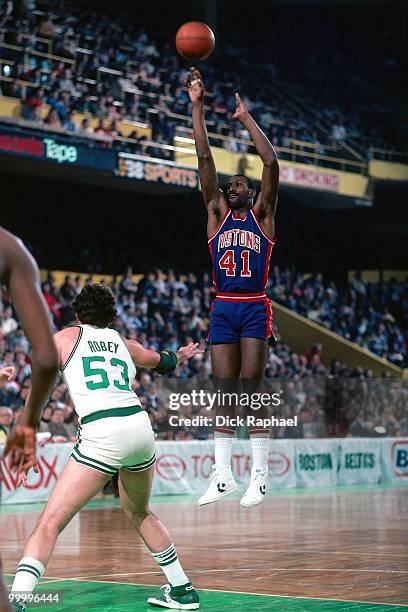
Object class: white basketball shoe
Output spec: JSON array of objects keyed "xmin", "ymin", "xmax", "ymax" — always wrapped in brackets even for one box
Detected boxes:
[
  {"xmin": 198, "ymin": 465, "xmax": 238, "ymax": 506},
  {"xmin": 240, "ymin": 468, "xmax": 268, "ymax": 507}
]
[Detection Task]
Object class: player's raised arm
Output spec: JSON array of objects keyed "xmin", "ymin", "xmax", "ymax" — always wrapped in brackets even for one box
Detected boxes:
[
  {"xmin": 187, "ymin": 68, "xmax": 228, "ymax": 230},
  {"xmin": 124, "ymin": 339, "xmax": 203, "ymax": 373},
  {"xmin": 232, "ymin": 93, "xmax": 279, "ymax": 238}
]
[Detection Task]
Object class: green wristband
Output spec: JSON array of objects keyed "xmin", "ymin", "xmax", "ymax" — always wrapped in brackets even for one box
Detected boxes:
[{"xmin": 154, "ymin": 351, "xmax": 178, "ymax": 374}]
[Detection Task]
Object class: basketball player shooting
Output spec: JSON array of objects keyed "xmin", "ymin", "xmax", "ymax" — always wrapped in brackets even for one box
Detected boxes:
[
  {"xmin": 187, "ymin": 68, "xmax": 279, "ymax": 508},
  {"xmin": 0, "ymin": 227, "xmax": 59, "ymax": 612}
]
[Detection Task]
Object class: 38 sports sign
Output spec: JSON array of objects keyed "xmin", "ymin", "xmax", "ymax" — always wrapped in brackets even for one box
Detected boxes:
[{"xmin": 117, "ymin": 154, "xmax": 198, "ymax": 189}]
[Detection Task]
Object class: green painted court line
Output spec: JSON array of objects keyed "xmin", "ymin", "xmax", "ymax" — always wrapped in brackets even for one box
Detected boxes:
[
  {"xmin": 1, "ymin": 501, "xmax": 47, "ymax": 515},
  {"xmin": 4, "ymin": 577, "xmax": 407, "ymax": 611}
]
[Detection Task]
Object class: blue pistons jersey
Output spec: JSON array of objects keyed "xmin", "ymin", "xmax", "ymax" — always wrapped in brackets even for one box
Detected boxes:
[
  {"xmin": 207, "ymin": 209, "xmax": 276, "ymax": 344},
  {"xmin": 208, "ymin": 209, "xmax": 275, "ymax": 295}
]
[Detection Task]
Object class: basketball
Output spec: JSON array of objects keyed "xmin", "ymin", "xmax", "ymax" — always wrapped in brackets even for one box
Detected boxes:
[{"xmin": 175, "ymin": 21, "xmax": 215, "ymax": 61}]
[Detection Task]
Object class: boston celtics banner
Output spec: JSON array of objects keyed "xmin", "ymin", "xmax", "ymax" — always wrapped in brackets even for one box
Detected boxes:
[
  {"xmin": 338, "ymin": 438, "xmax": 381, "ymax": 485},
  {"xmin": 295, "ymin": 439, "xmax": 338, "ymax": 488}
]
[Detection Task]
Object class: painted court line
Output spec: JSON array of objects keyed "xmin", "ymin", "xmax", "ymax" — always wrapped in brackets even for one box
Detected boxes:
[
  {"xmin": 1, "ymin": 544, "xmax": 146, "ymax": 551},
  {"xmin": 179, "ymin": 546, "xmax": 408, "ymax": 558},
  {"xmin": 190, "ymin": 567, "xmax": 408, "ymax": 575},
  {"xmin": 8, "ymin": 543, "xmax": 405, "ymax": 559},
  {"xmin": 8, "ymin": 574, "xmax": 406, "ymax": 608},
  {"xmin": 129, "ymin": 567, "xmax": 406, "ymax": 575},
  {"xmin": 30, "ymin": 567, "xmax": 408, "ymax": 581}
]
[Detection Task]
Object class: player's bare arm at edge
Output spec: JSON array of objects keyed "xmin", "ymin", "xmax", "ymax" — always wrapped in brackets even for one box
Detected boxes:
[
  {"xmin": 0, "ymin": 228, "xmax": 59, "ymax": 428},
  {"xmin": 233, "ymin": 93, "xmax": 279, "ymax": 239},
  {"xmin": 187, "ymin": 68, "xmax": 228, "ymax": 235}
]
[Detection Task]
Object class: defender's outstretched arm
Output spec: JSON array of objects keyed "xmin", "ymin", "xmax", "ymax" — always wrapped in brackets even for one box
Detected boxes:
[{"xmin": 125, "ymin": 339, "xmax": 202, "ymax": 371}]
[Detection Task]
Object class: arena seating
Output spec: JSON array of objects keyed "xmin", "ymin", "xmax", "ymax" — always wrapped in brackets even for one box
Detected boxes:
[
  {"xmin": 0, "ymin": 0, "xmax": 405, "ymax": 167},
  {"xmin": 0, "ymin": 269, "xmax": 406, "ymax": 439}
]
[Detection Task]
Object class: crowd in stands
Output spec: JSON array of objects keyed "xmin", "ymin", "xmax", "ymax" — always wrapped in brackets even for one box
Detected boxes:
[
  {"xmin": 0, "ymin": 268, "xmax": 407, "ymax": 443},
  {"xmin": 269, "ymin": 268, "xmax": 407, "ymax": 367},
  {"xmin": 0, "ymin": 0, "xmax": 405, "ymax": 164}
]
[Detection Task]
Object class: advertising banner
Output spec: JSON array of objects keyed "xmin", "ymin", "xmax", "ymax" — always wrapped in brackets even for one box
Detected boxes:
[
  {"xmin": 152, "ymin": 440, "xmax": 296, "ymax": 496},
  {"xmin": 0, "ymin": 442, "xmax": 73, "ymax": 504},
  {"xmin": 1, "ymin": 438, "xmax": 407, "ymax": 504},
  {"xmin": 295, "ymin": 439, "xmax": 338, "ymax": 488},
  {"xmin": 0, "ymin": 125, "xmax": 116, "ymax": 171},
  {"xmin": 381, "ymin": 438, "xmax": 408, "ymax": 482},
  {"xmin": 117, "ymin": 153, "xmax": 199, "ymax": 189},
  {"xmin": 280, "ymin": 164, "xmax": 340, "ymax": 192},
  {"xmin": 267, "ymin": 441, "xmax": 296, "ymax": 489},
  {"xmin": 338, "ymin": 438, "xmax": 381, "ymax": 485}
]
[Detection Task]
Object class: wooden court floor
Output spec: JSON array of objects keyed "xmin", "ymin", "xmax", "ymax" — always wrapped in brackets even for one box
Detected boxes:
[{"xmin": 2, "ymin": 484, "xmax": 408, "ymax": 611}]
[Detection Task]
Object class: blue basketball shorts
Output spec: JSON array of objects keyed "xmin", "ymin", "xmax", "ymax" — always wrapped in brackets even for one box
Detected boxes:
[{"xmin": 207, "ymin": 294, "xmax": 274, "ymax": 344}]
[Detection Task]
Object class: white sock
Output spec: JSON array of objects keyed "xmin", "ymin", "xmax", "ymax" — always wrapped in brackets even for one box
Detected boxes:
[
  {"xmin": 214, "ymin": 430, "xmax": 234, "ymax": 470},
  {"xmin": 250, "ymin": 435, "xmax": 270, "ymax": 472},
  {"xmin": 152, "ymin": 544, "xmax": 189, "ymax": 587},
  {"xmin": 12, "ymin": 556, "xmax": 45, "ymax": 592}
]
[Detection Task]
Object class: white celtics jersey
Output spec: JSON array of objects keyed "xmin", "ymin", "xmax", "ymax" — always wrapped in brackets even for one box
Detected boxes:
[{"xmin": 62, "ymin": 324, "xmax": 141, "ymax": 420}]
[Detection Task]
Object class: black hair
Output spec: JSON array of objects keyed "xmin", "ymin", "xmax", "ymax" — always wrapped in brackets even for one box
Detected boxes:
[
  {"xmin": 230, "ymin": 174, "xmax": 256, "ymax": 191},
  {"xmin": 72, "ymin": 284, "xmax": 117, "ymax": 328}
]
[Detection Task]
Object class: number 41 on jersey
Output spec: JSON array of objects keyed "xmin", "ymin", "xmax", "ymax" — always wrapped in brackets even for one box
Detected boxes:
[{"xmin": 219, "ymin": 249, "xmax": 251, "ymax": 277}]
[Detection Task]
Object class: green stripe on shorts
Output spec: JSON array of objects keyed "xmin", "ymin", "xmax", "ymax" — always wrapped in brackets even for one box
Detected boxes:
[
  {"xmin": 71, "ymin": 452, "xmax": 116, "ymax": 475},
  {"xmin": 123, "ymin": 454, "xmax": 156, "ymax": 472},
  {"xmin": 71, "ymin": 446, "xmax": 117, "ymax": 475},
  {"xmin": 73, "ymin": 444, "xmax": 118, "ymax": 472}
]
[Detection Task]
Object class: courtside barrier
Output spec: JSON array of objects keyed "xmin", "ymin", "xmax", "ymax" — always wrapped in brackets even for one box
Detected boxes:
[{"xmin": 1, "ymin": 438, "xmax": 406, "ymax": 504}]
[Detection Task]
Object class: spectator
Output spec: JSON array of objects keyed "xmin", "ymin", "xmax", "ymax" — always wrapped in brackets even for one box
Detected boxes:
[
  {"xmin": 21, "ymin": 87, "xmax": 45, "ymax": 122},
  {"xmin": 0, "ymin": 406, "xmax": 13, "ymax": 443},
  {"xmin": 47, "ymin": 408, "xmax": 71, "ymax": 441},
  {"xmin": 80, "ymin": 118, "xmax": 94, "ymax": 135},
  {"xmin": 62, "ymin": 111, "xmax": 77, "ymax": 132},
  {"xmin": 44, "ymin": 108, "xmax": 61, "ymax": 128},
  {"xmin": 1, "ymin": 307, "xmax": 18, "ymax": 335},
  {"xmin": 38, "ymin": 16, "xmax": 55, "ymax": 39},
  {"xmin": 60, "ymin": 275, "xmax": 76, "ymax": 302}
]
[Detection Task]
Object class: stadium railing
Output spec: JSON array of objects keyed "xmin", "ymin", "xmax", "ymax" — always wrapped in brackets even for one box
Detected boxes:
[
  {"xmin": 0, "ymin": 93, "xmax": 369, "ymax": 175},
  {"xmin": 348, "ymin": 270, "xmax": 408, "ymax": 283},
  {"xmin": 369, "ymin": 148, "xmax": 408, "ymax": 165},
  {"xmin": 0, "ymin": 35, "xmax": 381, "ymax": 174},
  {"xmin": 173, "ymin": 127, "xmax": 368, "ymax": 174}
]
